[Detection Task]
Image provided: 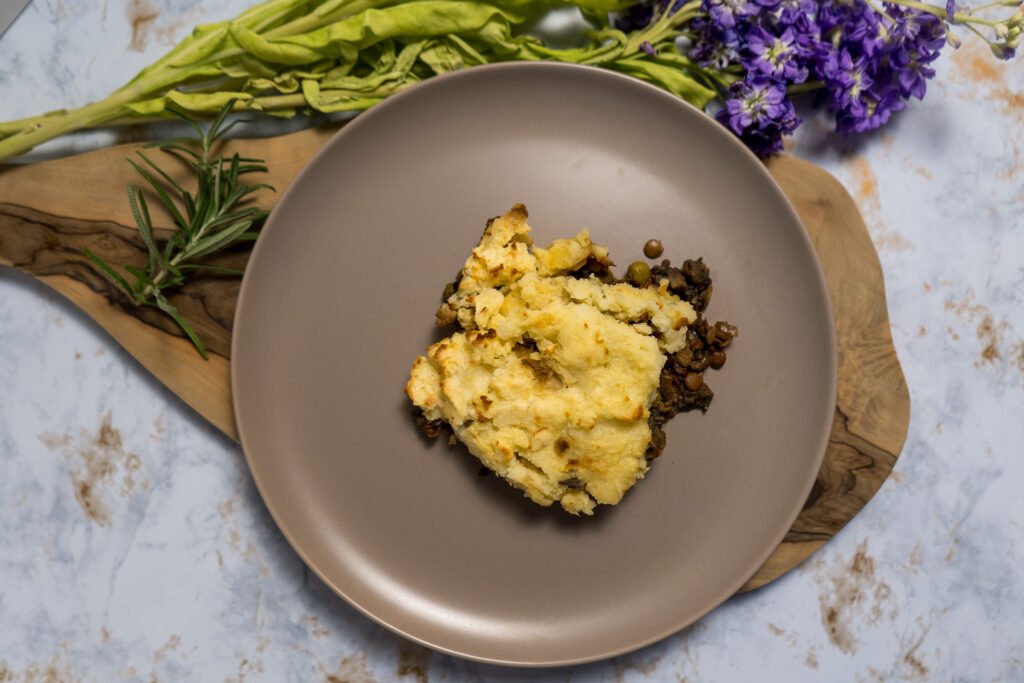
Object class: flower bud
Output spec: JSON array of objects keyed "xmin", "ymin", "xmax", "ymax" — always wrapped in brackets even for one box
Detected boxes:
[
  {"xmin": 996, "ymin": 23, "xmax": 1009, "ymax": 38},
  {"xmin": 946, "ymin": 32, "xmax": 963, "ymax": 48},
  {"xmin": 990, "ymin": 42, "xmax": 1014, "ymax": 59}
]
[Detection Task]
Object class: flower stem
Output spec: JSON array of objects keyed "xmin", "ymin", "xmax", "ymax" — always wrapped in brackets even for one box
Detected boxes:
[
  {"xmin": 786, "ymin": 80, "xmax": 825, "ymax": 95},
  {"xmin": 864, "ymin": 0, "xmax": 897, "ymax": 24},
  {"xmin": 885, "ymin": 0, "xmax": 1007, "ymax": 26},
  {"xmin": 963, "ymin": 20, "xmax": 997, "ymax": 43},
  {"xmin": 884, "ymin": 0, "xmax": 949, "ymax": 17},
  {"xmin": 966, "ymin": 0, "xmax": 1014, "ymax": 13}
]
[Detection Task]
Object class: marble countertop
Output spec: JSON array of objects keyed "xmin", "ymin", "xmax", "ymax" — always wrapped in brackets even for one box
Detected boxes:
[{"xmin": 1, "ymin": 2, "xmax": 1022, "ymax": 681}]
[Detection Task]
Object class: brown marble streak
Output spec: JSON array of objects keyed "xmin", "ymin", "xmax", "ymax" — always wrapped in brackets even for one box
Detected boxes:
[{"xmin": 0, "ymin": 128, "xmax": 909, "ymax": 592}]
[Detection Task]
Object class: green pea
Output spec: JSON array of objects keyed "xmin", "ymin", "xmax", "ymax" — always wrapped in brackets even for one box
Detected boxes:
[{"xmin": 626, "ymin": 261, "xmax": 651, "ymax": 287}]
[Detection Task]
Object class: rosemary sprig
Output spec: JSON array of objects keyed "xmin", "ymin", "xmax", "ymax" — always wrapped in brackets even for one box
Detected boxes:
[{"xmin": 85, "ymin": 102, "xmax": 273, "ymax": 359}]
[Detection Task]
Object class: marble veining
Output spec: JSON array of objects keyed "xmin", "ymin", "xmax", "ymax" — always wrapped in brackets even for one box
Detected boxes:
[{"xmin": 1, "ymin": 1, "xmax": 1023, "ymax": 681}]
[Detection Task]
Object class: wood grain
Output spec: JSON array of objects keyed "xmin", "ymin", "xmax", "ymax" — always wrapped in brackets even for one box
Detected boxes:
[
  {"xmin": 0, "ymin": 128, "xmax": 909, "ymax": 591},
  {"xmin": 741, "ymin": 155, "xmax": 910, "ymax": 590}
]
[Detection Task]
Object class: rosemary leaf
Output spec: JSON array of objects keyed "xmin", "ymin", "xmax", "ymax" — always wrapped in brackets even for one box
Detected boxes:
[
  {"xmin": 128, "ymin": 159, "xmax": 190, "ymax": 230},
  {"xmin": 153, "ymin": 294, "xmax": 209, "ymax": 360},
  {"xmin": 183, "ymin": 220, "xmax": 254, "ymax": 261},
  {"xmin": 83, "ymin": 249, "xmax": 135, "ymax": 301},
  {"xmin": 84, "ymin": 100, "xmax": 273, "ymax": 359},
  {"xmin": 134, "ymin": 150, "xmax": 189, "ymax": 196},
  {"xmin": 128, "ymin": 187, "xmax": 162, "ymax": 276},
  {"xmin": 179, "ymin": 264, "xmax": 246, "ymax": 276}
]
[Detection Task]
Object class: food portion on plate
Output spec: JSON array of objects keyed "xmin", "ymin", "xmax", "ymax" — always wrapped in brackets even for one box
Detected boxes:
[{"xmin": 405, "ymin": 205, "xmax": 737, "ymax": 515}]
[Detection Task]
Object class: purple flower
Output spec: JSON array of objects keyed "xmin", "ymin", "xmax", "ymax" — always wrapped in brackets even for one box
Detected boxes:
[
  {"xmin": 745, "ymin": 26, "xmax": 810, "ymax": 81},
  {"xmin": 836, "ymin": 86, "xmax": 907, "ymax": 133},
  {"xmin": 857, "ymin": 18, "xmax": 888, "ymax": 57},
  {"xmin": 804, "ymin": 1, "xmax": 948, "ymax": 135},
  {"xmin": 785, "ymin": 11, "xmax": 822, "ymax": 47},
  {"xmin": 883, "ymin": 7, "xmax": 946, "ymax": 100},
  {"xmin": 621, "ymin": 0, "xmax": 955, "ymax": 153},
  {"xmin": 705, "ymin": 0, "xmax": 753, "ymax": 30},
  {"xmin": 716, "ymin": 76, "xmax": 799, "ymax": 155},
  {"xmin": 690, "ymin": 28, "xmax": 743, "ymax": 69},
  {"xmin": 773, "ymin": 0, "xmax": 816, "ymax": 26},
  {"xmin": 688, "ymin": 15, "xmax": 743, "ymax": 69},
  {"xmin": 897, "ymin": 62, "xmax": 934, "ymax": 99},
  {"xmin": 830, "ymin": 52, "xmax": 875, "ymax": 117},
  {"xmin": 946, "ymin": 1, "xmax": 957, "ymax": 21},
  {"xmin": 892, "ymin": 46, "xmax": 937, "ymax": 99},
  {"xmin": 889, "ymin": 7, "xmax": 947, "ymax": 53},
  {"xmin": 721, "ymin": 78, "xmax": 787, "ymax": 130}
]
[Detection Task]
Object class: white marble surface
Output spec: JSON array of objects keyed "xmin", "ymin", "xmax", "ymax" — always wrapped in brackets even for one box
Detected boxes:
[{"xmin": 1, "ymin": 1, "xmax": 1023, "ymax": 681}]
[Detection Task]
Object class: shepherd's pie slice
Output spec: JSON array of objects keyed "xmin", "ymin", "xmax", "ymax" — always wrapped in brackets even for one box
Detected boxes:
[{"xmin": 405, "ymin": 205, "xmax": 697, "ymax": 515}]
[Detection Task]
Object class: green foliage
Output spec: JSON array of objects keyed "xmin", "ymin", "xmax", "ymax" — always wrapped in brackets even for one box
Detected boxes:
[{"xmin": 0, "ymin": 0, "xmax": 713, "ymax": 158}]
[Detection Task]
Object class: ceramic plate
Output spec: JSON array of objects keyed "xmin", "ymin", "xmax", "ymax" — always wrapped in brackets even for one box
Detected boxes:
[{"xmin": 232, "ymin": 63, "xmax": 836, "ymax": 666}]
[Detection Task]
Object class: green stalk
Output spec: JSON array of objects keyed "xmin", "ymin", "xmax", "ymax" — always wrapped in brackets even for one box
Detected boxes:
[
  {"xmin": 0, "ymin": 90, "xmax": 144, "ymax": 157},
  {"xmin": 0, "ymin": 0, "xmax": 712, "ymax": 158},
  {"xmin": 0, "ymin": 111, "xmax": 69, "ymax": 139},
  {"xmin": 885, "ymin": 0, "xmax": 1005, "ymax": 26},
  {"xmin": 0, "ymin": 0, "xmax": 385, "ymax": 158}
]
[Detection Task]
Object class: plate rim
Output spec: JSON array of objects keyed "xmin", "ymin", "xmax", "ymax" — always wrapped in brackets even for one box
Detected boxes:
[{"xmin": 231, "ymin": 61, "xmax": 838, "ymax": 667}]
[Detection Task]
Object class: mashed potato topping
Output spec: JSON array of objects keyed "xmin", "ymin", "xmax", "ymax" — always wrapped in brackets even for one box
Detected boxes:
[{"xmin": 405, "ymin": 205, "xmax": 696, "ymax": 515}]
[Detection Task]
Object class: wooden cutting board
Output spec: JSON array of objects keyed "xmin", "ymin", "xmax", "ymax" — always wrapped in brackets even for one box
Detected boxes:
[{"xmin": 0, "ymin": 127, "xmax": 909, "ymax": 591}]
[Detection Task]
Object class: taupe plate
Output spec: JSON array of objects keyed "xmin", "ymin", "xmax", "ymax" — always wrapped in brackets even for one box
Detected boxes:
[{"xmin": 232, "ymin": 63, "xmax": 836, "ymax": 666}]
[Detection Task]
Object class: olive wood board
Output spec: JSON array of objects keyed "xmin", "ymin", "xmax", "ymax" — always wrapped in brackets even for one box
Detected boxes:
[{"xmin": 0, "ymin": 125, "xmax": 910, "ymax": 592}]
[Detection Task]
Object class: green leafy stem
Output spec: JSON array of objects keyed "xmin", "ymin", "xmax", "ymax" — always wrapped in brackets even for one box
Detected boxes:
[{"xmin": 0, "ymin": 0, "xmax": 727, "ymax": 159}]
